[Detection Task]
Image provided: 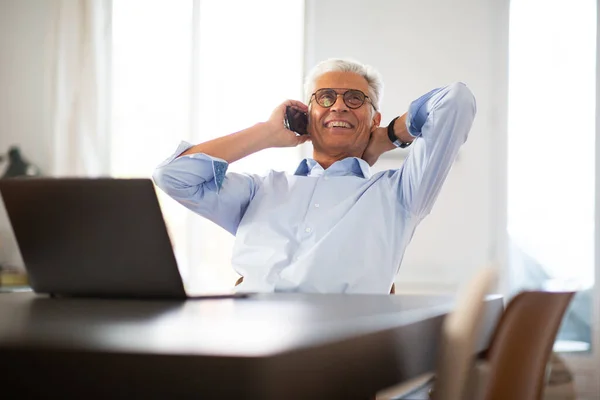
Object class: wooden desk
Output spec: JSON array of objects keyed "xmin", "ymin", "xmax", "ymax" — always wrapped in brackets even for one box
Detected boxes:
[{"xmin": 0, "ymin": 292, "xmax": 503, "ymax": 399}]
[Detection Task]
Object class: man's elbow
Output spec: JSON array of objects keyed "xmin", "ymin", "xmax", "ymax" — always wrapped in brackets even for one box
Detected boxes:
[
  {"xmin": 447, "ymin": 82, "xmax": 477, "ymax": 116},
  {"xmin": 153, "ymin": 165, "xmax": 207, "ymax": 203},
  {"xmin": 152, "ymin": 167, "xmax": 184, "ymax": 197}
]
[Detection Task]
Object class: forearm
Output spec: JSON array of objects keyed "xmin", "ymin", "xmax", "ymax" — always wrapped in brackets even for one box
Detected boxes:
[
  {"xmin": 396, "ymin": 82, "xmax": 476, "ymax": 217},
  {"xmin": 180, "ymin": 122, "xmax": 275, "ymax": 163}
]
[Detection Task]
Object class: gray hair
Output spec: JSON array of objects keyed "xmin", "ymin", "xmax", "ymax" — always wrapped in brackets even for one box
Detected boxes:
[{"xmin": 303, "ymin": 58, "xmax": 384, "ymax": 112}]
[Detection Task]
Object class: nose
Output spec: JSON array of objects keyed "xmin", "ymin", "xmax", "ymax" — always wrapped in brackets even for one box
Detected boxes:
[{"xmin": 330, "ymin": 93, "xmax": 349, "ymax": 112}]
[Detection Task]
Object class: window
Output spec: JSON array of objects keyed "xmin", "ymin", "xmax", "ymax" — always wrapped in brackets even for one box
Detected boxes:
[
  {"xmin": 112, "ymin": 0, "xmax": 305, "ymax": 290},
  {"xmin": 508, "ymin": 0, "xmax": 596, "ymax": 352}
]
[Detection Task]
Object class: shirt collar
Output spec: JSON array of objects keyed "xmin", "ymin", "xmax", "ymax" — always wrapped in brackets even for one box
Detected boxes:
[{"xmin": 294, "ymin": 157, "xmax": 371, "ymax": 179}]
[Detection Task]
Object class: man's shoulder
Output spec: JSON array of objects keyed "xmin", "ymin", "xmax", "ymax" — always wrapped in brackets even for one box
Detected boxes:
[
  {"xmin": 240, "ymin": 168, "xmax": 297, "ymax": 182},
  {"xmin": 368, "ymin": 168, "xmax": 401, "ymax": 179}
]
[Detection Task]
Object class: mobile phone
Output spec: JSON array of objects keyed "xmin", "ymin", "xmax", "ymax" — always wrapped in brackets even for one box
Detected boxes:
[{"xmin": 284, "ymin": 106, "xmax": 308, "ymax": 135}]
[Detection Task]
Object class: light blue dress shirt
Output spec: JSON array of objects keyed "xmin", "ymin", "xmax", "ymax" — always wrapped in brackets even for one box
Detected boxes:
[{"xmin": 153, "ymin": 82, "xmax": 476, "ymax": 294}]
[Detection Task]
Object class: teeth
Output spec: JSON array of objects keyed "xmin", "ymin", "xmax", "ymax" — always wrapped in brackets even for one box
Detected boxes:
[{"xmin": 326, "ymin": 121, "xmax": 352, "ymax": 128}]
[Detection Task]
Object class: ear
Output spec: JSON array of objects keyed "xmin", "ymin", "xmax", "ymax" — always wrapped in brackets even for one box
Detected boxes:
[{"xmin": 371, "ymin": 111, "xmax": 382, "ymax": 132}]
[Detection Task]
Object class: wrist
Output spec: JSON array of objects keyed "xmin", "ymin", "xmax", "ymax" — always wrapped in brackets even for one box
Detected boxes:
[
  {"xmin": 388, "ymin": 114, "xmax": 413, "ymax": 147},
  {"xmin": 243, "ymin": 122, "xmax": 277, "ymax": 151}
]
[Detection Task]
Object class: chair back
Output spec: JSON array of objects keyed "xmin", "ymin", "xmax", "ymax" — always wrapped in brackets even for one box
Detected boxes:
[
  {"xmin": 481, "ymin": 290, "xmax": 575, "ymax": 400},
  {"xmin": 431, "ymin": 266, "xmax": 497, "ymax": 400}
]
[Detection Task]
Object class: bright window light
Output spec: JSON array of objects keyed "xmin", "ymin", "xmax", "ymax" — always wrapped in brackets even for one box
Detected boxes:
[
  {"xmin": 112, "ymin": 0, "xmax": 305, "ymax": 290},
  {"xmin": 508, "ymin": 0, "xmax": 596, "ymax": 351}
]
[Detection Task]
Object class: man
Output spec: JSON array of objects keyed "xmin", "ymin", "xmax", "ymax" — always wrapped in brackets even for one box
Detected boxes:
[{"xmin": 153, "ymin": 58, "xmax": 476, "ymax": 294}]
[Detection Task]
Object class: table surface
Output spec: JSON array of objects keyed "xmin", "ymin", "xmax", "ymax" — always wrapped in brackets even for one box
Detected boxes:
[{"xmin": 0, "ymin": 291, "xmax": 503, "ymax": 399}]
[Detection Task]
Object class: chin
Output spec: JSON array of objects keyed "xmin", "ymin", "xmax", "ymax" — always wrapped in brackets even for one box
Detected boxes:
[{"xmin": 321, "ymin": 135, "xmax": 352, "ymax": 147}]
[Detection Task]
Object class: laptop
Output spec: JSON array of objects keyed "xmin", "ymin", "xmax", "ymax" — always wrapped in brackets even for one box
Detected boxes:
[{"xmin": 0, "ymin": 178, "xmax": 249, "ymax": 299}]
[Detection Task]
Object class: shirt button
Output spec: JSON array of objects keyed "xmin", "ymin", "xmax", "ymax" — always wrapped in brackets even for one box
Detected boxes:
[
  {"xmin": 305, "ymin": 227, "xmax": 312, "ymax": 233},
  {"xmin": 314, "ymin": 203, "xmax": 320, "ymax": 208},
  {"xmin": 323, "ymin": 176, "xmax": 329, "ymax": 181}
]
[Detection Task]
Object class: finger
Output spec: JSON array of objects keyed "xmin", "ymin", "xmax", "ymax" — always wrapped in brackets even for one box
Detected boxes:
[
  {"xmin": 285, "ymin": 99, "xmax": 309, "ymax": 112},
  {"xmin": 296, "ymin": 135, "xmax": 311, "ymax": 145}
]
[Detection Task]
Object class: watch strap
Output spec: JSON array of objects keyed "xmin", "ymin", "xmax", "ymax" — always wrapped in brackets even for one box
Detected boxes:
[{"xmin": 387, "ymin": 116, "xmax": 412, "ymax": 148}]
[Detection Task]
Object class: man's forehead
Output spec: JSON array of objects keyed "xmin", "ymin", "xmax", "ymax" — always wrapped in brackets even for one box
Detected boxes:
[{"xmin": 315, "ymin": 71, "xmax": 369, "ymax": 91}]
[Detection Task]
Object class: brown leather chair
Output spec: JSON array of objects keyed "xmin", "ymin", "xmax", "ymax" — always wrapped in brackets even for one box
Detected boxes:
[
  {"xmin": 235, "ymin": 276, "xmax": 396, "ymax": 294},
  {"xmin": 378, "ymin": 288, "xmax": 575, "ymax": 400},
  {"xmin": 476, "ymin": 290, "xmax": 575, "ymax": 400}
]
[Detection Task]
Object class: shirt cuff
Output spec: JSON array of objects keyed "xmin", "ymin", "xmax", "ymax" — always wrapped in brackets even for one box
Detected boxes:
[
  {"xmin": 156, "ymin": 141, "xmax": 195, "ymax": 167},
  {"xmin": 157, "ymin": 141, "xmax": 230, "ymax": 191},
  {"xmin": 406, "ymin": 87, "xmax": 445, "ymax": 136}
]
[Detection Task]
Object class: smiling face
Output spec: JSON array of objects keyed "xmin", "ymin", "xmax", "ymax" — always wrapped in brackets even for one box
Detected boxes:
[{"xmin": 308, "ymin": 71, "xmax": 381, "ymax": 161}]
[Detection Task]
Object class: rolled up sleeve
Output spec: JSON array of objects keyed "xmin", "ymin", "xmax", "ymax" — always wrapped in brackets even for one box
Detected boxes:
[
  {"xmin": 393, "ymin": 82, "xmax": 477, "ymax": 218},
  {"xmin": 153, "ymin": 141, "xmax": 261, "ymax": 235}
]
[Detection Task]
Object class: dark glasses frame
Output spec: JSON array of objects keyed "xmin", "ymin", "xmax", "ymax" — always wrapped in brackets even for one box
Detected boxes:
[{"xmin": 310, "ymin": 88, "xmax": 377, "ymax": 111}]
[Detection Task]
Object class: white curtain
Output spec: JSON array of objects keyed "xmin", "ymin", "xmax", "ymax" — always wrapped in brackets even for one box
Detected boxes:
[
  {"xmin": 48, "ymin": 0, "xmax": 111, "ymax": 176},
  {"xmin": 110, "ymin": 0, "xmax": 305, "ymax": 290}
]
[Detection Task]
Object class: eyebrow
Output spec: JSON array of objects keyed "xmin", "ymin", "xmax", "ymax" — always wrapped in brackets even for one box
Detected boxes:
[{"xmin": 317, "ymin": 88, "xmax": 365, "ymax": 92}]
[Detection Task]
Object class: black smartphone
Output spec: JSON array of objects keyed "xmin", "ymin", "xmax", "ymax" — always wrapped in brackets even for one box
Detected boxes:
[{"xmin": 284, "ymin": 106, "xmax": 308, "ymax": 135}]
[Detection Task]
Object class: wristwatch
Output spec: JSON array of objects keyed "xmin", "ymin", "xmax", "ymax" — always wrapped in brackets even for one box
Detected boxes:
[{"xmin": 387, "ymin": 116, "xmax": 412, "ymax": 148}]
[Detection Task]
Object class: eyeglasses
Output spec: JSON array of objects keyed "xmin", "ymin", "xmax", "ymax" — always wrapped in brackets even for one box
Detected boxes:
[{"xmin": 310, "ymin": 88, "xmax": 376, "ymax": 111}]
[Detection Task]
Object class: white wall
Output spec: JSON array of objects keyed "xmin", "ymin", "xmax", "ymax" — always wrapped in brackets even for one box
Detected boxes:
[
  {"xmin": 0, "ymin": 0, "xmax": 56, "ymax": 268},
  {"xmin": 304, "ymin": 0, "xmax": 509, "ymax": 292},
  {"xmin": 0, "ymin": 0, "xmax": 55, "ymax": 172}
]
